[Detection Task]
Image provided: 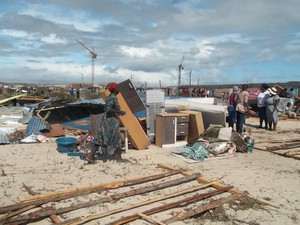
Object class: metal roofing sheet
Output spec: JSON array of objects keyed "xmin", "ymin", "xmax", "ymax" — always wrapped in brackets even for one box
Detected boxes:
[{"xmin": 26, "ymin": 116, "xmax": 51, "ymax": 136}]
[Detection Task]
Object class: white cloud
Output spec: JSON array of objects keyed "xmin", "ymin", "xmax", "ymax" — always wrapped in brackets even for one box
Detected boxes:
[
  {"xmin": 0, "ymin": 29, "xmax": 36, "ymax": 40},
  {"xmin": 20, "ymin": 3, "xmax": 103, "ymax": 32},
  {"xmin": 120, "ymin": 46, "xmax": 153, "ymax": 58},
  {"xmin": 41, "ymin": 33, "xmax": 67, "ymax": 44}
]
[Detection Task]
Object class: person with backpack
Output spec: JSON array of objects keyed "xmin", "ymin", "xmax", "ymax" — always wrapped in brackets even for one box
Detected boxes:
[{"xmin": 227, "ymin": 86, "xmax": 239, "ymax": 129}]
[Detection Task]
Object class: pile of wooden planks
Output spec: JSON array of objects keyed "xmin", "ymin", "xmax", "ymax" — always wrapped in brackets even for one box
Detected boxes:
[{"xmin": 0, "ymin": 164, "xmax": 277, "ymax": 225}]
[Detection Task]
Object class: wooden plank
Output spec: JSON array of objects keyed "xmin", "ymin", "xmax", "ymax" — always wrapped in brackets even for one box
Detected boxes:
[
  {"xmin": 266, "ymin": 142, "xmax": 300, "ymax": 151},
  {"xmin": 270, "ymin": 151, "xmax": 300, "ymax": 160},
  {"xmin": 100, "ymin": 90, "xmax": 150, "ymax": 150},
  {"xmin": 285, "ymin": 150, "xmax": 300, "ymax": 156},
  {"xmin": 137, "ymin": 213, "xmax": 167, "ymax": 225},
  {"xmin": 0, "ymin": 94, "xmax": 27, "ymax": 105},
  {"xmin": 117, "ymin": 79, "xmax": 145, "ymax": 114}
]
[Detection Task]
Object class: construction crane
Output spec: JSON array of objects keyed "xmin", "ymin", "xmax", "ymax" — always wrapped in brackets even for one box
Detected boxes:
[
  {"xmin": 76, "ymin": 39, "xmax": 97, "ymax": 86},
  {"xmin": 177, "ymin": 55, "xmax": 185, "ymax": 95}
]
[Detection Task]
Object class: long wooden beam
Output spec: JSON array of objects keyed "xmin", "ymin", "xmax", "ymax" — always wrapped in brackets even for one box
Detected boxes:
[
  {"xmin": 0, "ymin": 94, "xmax": 26, "ymax": 105},
  {"xmin": 138, "ymin": 213, "xmax": 167, "ymax": 225},
  {"xmin": 266, "ymin": 142, "xmax": 300, "ymax": 151}
]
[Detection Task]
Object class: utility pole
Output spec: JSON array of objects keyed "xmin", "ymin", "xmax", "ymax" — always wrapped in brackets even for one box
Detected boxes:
[{"xmin": 189, "ymin": 70, "xmax": 192, "ymax": 86}]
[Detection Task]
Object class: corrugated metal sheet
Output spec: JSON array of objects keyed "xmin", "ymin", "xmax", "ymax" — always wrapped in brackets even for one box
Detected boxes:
[
  {"xmin": 26, "ymin": 116, "xmax": 51, "ymax": 136},
  {"xmin": 0, "ymin": 106, "xmax": 29, "ymax": 124}
]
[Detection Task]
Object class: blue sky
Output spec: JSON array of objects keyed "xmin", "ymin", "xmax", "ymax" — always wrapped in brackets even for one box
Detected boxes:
[{"xmin": 0, "ymin": 0, "xmax": 299, "ymax": 87}]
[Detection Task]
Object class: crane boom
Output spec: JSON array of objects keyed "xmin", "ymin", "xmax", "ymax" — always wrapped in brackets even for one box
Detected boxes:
[{"xmin": 76, "ymin": 39, "xmax": 97, "ymax": 59}]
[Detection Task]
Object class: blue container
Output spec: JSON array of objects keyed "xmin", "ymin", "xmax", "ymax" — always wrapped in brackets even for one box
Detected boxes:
[
  {"xmin": 247, "ymin": 144, "xmax": 254, "ymax": 153},
  {"xmin": 56, "ymin": 137, "xmax": 77, "ymax": 153}
]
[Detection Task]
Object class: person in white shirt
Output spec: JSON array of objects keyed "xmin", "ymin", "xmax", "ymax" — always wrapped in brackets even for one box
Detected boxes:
[{"xmin": 257, "ymin": 83, "xmax": 270, "ymax": 129}]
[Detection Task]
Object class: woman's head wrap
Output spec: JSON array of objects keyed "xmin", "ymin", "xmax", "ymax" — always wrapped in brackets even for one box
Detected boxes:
[
  {"xmin": 261, "ymin": 83, "xmax": 269, "ymax": 90},
  {"xmin": 233, "ymin": 86, "xmax": 239, "ymax": 92},
  {"xmin": 107, "ymin": 82, "xmax": 118, "ymax": 92}
]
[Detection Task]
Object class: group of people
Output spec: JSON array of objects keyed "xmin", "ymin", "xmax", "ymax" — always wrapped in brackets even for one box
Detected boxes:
[
  {"xmin": 227, "ymin": 84, "xmax": 250, "ymax": 135},
  {"xmin": 257, "ymin": 84, "xmax": 281, "ymax": 131},
  {"xmin": 69, "ymin": 87, "xmax": 80, "ymax": 99},
  {"xmin": 191, "ymin": 88, "xmax": 212, "ymax": 97},
  {"xmin": 227, "ymin": 83, "xmax": 286, "ymax": 135}
]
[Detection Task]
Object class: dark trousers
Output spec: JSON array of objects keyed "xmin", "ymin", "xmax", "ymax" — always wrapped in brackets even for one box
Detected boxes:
[
  {"xmin": 227, "ymin": 105, "xmax": 236, "ymax": 128},
  {"xmin": 236, "ymin": 111, "xmax": 245, "ymax": 133}
]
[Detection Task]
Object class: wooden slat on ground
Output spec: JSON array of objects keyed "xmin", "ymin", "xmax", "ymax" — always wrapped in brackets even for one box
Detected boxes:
[{"xmin": 254, "ymin": 140, "xmax": 300, "ymax": 161}]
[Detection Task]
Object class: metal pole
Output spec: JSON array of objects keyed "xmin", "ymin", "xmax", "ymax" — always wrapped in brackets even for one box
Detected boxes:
[
  {"xmin": 92, "ymin": 48, "xmax": 95, "ymax": 87},
  {"xmin": 178, "ymin": 65, "xmax": 182, "ymax": 96}
]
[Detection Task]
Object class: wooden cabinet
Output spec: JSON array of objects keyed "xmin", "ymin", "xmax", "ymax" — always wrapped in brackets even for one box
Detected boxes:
[{"xmin": 155, "ymin": 113, "xmax": 189, "ymax": 147}]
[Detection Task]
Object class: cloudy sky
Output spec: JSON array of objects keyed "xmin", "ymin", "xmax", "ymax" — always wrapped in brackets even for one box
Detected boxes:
[{"xmin": 0, "ymin": 0, "xmax": 299, "ymax": 87}]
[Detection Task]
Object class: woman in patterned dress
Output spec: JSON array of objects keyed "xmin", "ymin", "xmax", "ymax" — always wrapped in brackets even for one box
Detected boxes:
[{"xmin": 87, "ymin": 82, "xmax": 126, "ymax": 162}]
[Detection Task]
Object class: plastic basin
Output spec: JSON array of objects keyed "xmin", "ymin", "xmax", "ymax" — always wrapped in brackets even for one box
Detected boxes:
[{"xmin": 56, "ymin": 137, "xmax": 77, "ymax": 153}]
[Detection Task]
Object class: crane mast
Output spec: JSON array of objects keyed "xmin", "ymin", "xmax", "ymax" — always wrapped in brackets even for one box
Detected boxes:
[{"xmin": 177, "ymin": 55, "xmax": 185, "ymax": 95}]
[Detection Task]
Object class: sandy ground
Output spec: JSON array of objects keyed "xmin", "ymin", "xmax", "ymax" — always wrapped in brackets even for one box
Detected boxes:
[{"xmin": 0, "ymin": 116, "xmax": 300, "ymax": 225}]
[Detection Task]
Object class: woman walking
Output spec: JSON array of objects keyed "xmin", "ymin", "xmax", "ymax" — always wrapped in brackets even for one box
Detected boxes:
[{"xmin": 87, "ymin": 82, "xmax": 126, "ymax": 162}]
